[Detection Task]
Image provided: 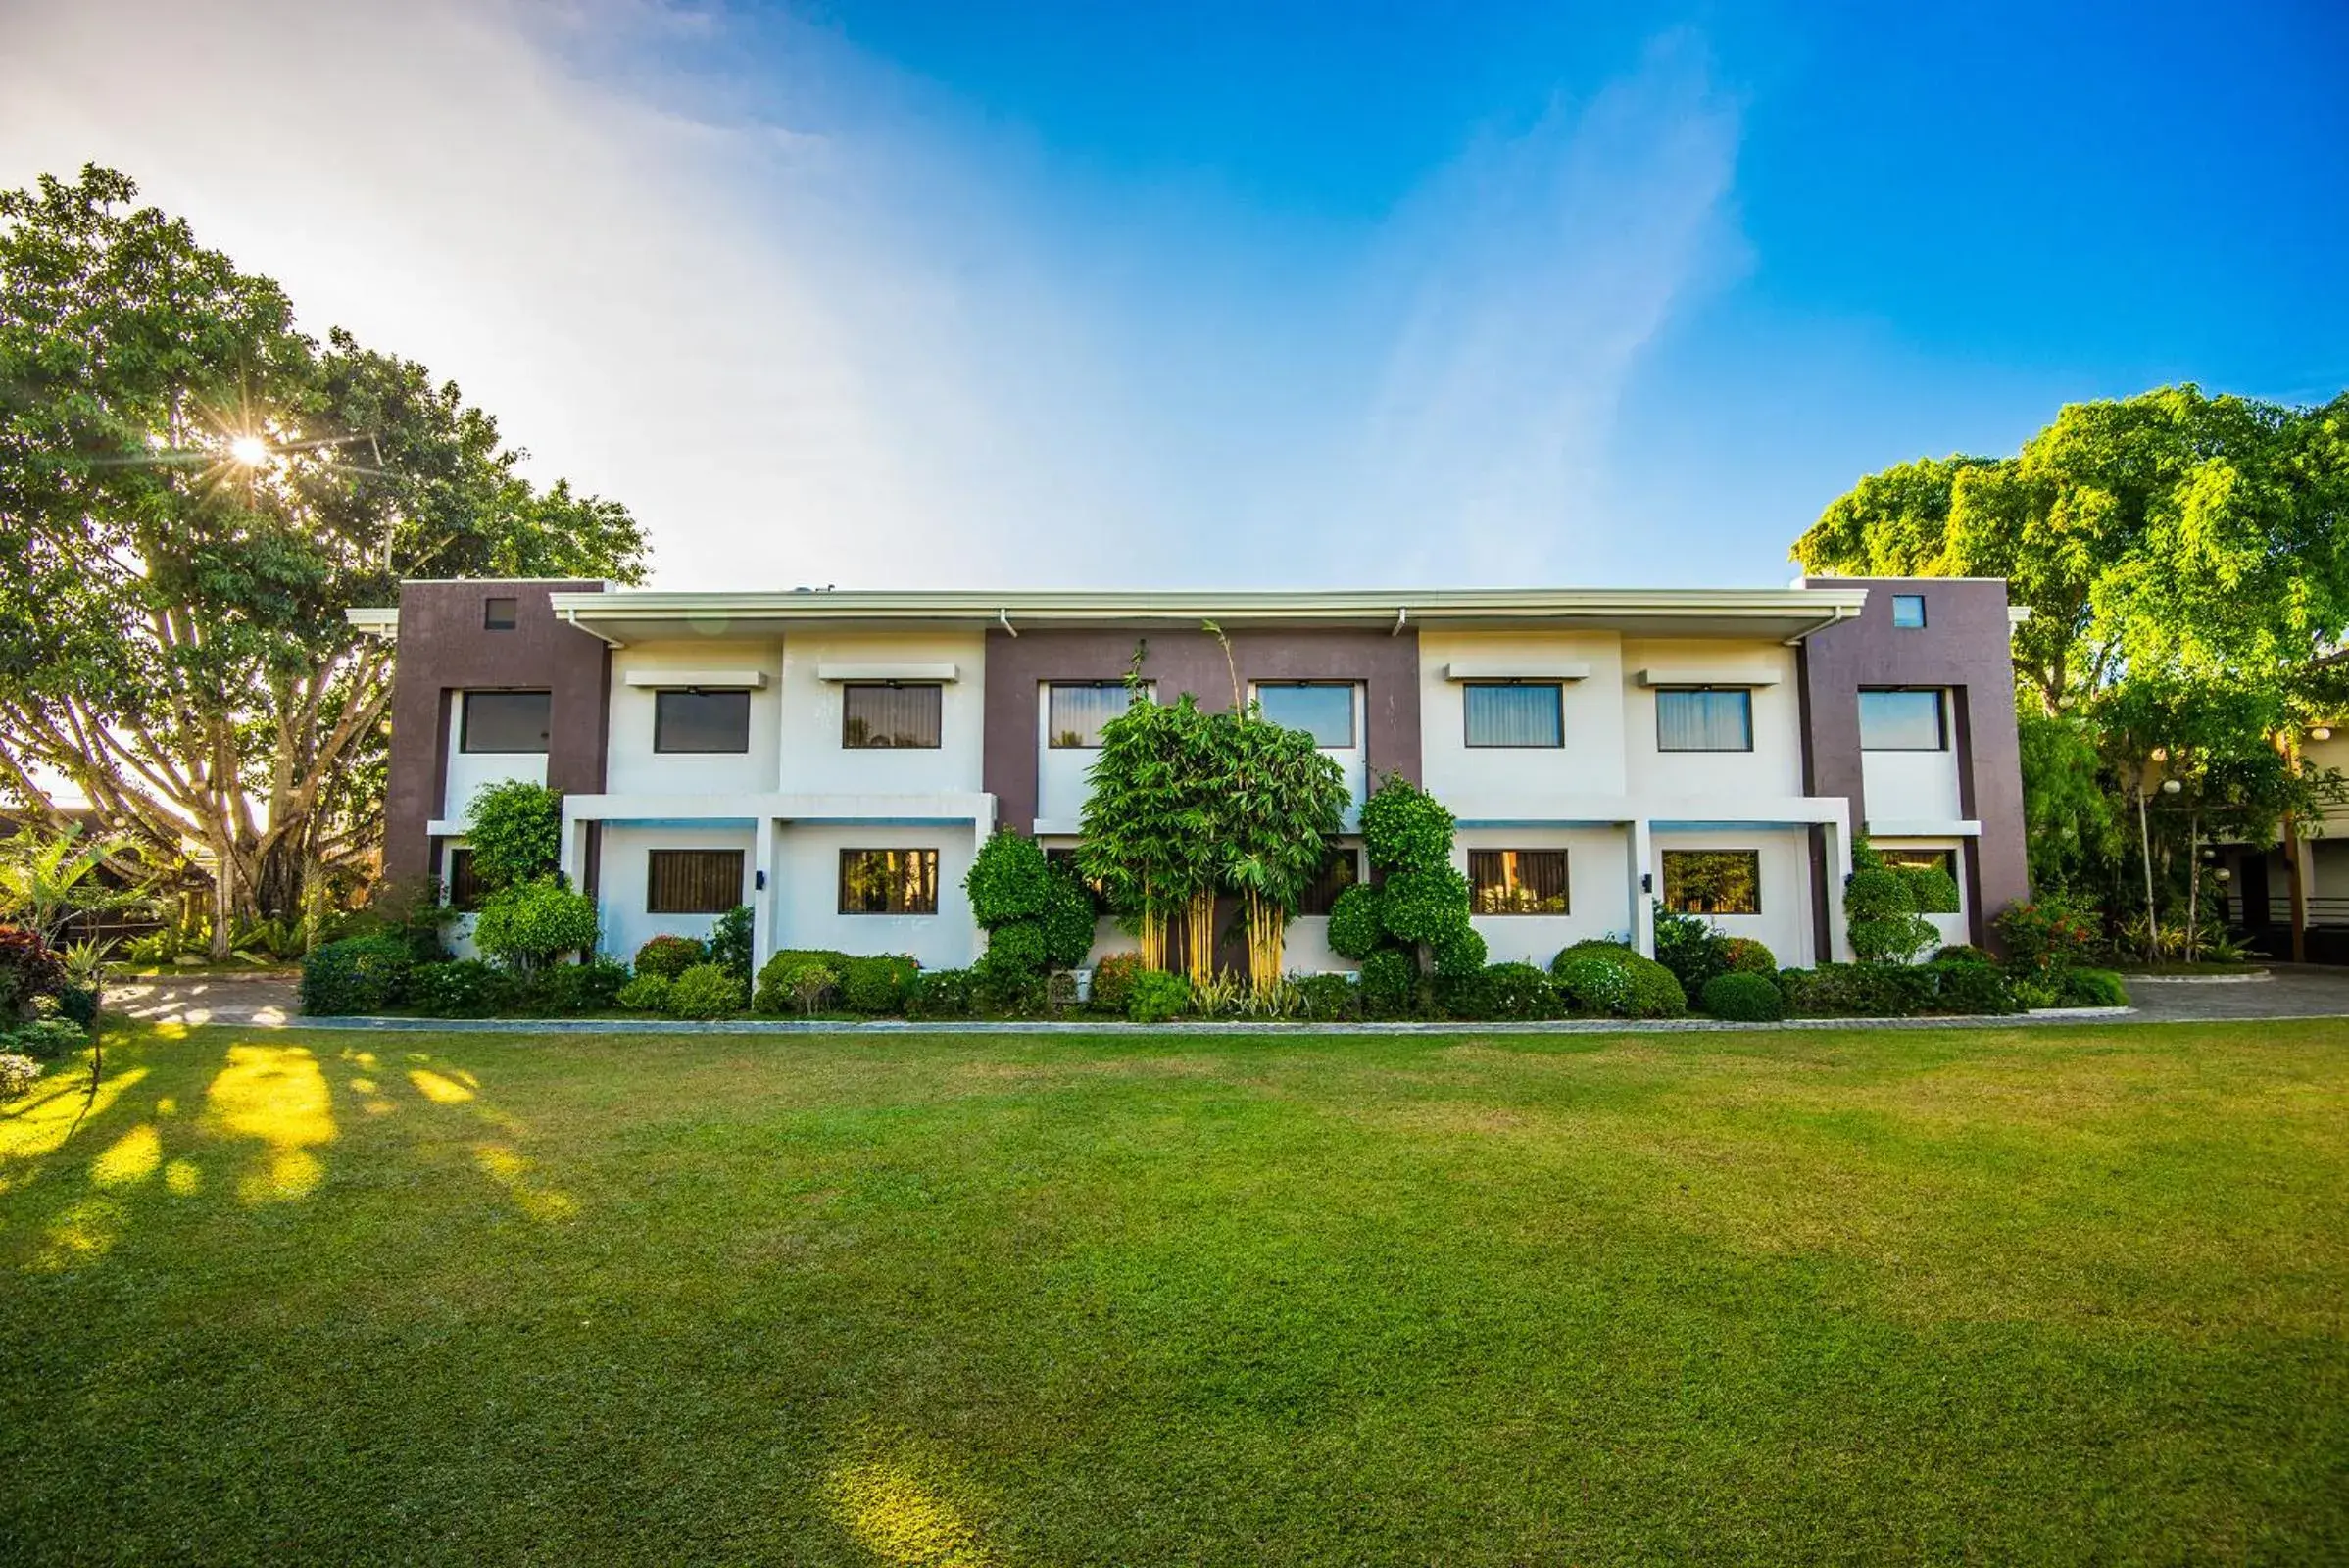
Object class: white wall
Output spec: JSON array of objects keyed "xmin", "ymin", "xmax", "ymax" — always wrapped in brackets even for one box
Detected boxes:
[
  {"xmin": 1456, "ymin": 825, "xmax": 1637, "ymax": 966},
  {"xmin": 1419, "ymin": 631, "xmax": 1628, "ymax": 813},
  {"xmin": 1622, "ymin": 640, "xmax": 1804, "ymax": 804},
  {"xmin": 768, "ymin": 822, "xmax": 980, "ymax": 969},
  {"xmin": 604, "ymin": 642, "xmax": 783, "ymax": 796},
  {"xmin": 1862, "ymin": 749, "xmax": 1965, "ymax": 824},
  {"xmin": 441, "ymin": 693, "xmax": 548, "ymax": 820},
  {"xmin": 1649, "ymin": 826, "xmax": 1817, "ymax": 967},
  {"xmin": 597, "ymin": 822, "xmax": 756, "ymax": 963},
  {"xmin": 776, "ymin": 632, "xmax": 987, "ymax": 797}
]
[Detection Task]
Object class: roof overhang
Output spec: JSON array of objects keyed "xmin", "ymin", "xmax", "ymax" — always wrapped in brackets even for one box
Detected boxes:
[{"xmin": 530, "ymin": 587, "xmax": 1872, "ymax": 648}]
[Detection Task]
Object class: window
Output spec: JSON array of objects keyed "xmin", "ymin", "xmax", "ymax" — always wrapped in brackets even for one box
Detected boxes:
[
  {"xmin": 1655, "ymin": 689, "xmax": 1752, "ymax": 752},
  {"xmin": 1468, "ymin": 849, "xmax": 1570, "ymax": 914},
  {"xmin": 1891, "ymin": 593, "xmax": 1927, "ymax": 629},
  {"xmin": 461, "ymin": 690, "xmax": 551, "ymax": 753},
  {"xmin": 1879, "ymin": 847, "xmax": 1957, "ymax": 879},
  {"xmin": 1464, "ymin": 683, "xmax": 1564, "ymax": 748},
  {"xmin": 647, "ymin": 849, "xmax": 744, "ymax": 914},
  {"xmin": 654, "ymin": 690, "xmax": 751, "ymax": 753},
  {"xmin": 843, "ymin": 683, "xmax": 942, "ymax": 749},
  {"xmin": 1048, "ymin": 682, "xmax": 1149, "ymax": 748},
  {"xmin": 1297, "ymin": 848, "xmax": 1360, "ymax": 915},
  {"xmin": 1255, "ymin": 683, "xmax": 1356, "ymax": 747},
  {"xmin": 1859, "ymin": 689, "xmax": 1946, "ymax": 750},
  {"xmin": 483, "ymin": 596, "xmax": 518, "ymax": 631},
  {"xmin": 1662, "ymin": 850, "xmax": 1761, "ymax": 915},
  {"xmin": 839, "ymin": 849, "xmax": 940, "ymax": 914},
  {"xmin": 443, "ymin": 846, "xmax": 481, "ymax": 912}
]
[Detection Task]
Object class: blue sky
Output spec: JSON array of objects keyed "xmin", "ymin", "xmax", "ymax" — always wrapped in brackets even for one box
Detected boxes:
[{"xmin": 3, "ymin": 0, "xmax": 2344, "ymax": 589}]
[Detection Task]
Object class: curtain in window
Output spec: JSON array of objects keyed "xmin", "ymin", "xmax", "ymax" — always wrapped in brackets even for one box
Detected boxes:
[
  {"xmin": 1464, "ymin": 684, "xmax": 1563, "ymax": 747},
  {"xmin": 648, "ymin": 850, "xmax": 745, "ymax": 914},
  {"xmin": 1468, "ymin": 850, "xmax": 1570, "ymax": 913},
  {"xmin": 843, "ymin": 684, "xmax": 942, "ymax": 748},
  {"xmin": 1048, "ymin": 684, "xmax": 1140, "ymax": 748},
  {"xmin": 1655, "ymin": 690, "xmax": 1751, "ymax": 751}
]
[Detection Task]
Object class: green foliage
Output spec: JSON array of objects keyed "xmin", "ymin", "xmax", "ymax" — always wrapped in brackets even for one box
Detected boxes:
[
  {"xmin": 0, "ymin": 1052, "xmax": 39, "ymax": 1099},
  {"xmin": 0, "ymin": 166, "xmax": 647, "ymax": 944},
  {"xmin": 708, "ymin": 906, "xmax": 755, "ymax": 983},
  {"xmin": 977, "ymin": 922, "xmax": 1049, "ymax": 983},
  {"xmin": 406, "ymin": 960, "xmax": 514, "ymax": 1017},
  {"xmin": 1087, "ymin": 953, "xmax": 1146, "ymax": 1015},
  {"xmin": 1720, "ymin": 937, "xmax": 1778, "ymax": 976},
  {"xmin": 1356, "ymin": 949, "xmax": 1419, "ymax": 1017},
  {"xmin": 0, "ymin": 826, "xmax": 158, "ymax": 945},
  {"xmin": 1653, "ymin": 906, "xmax": 1730, "ymax": 994},
  {"xmin": 632, "ymin": 935, "xmax": 708, "ymax": 981},
  {"xmin": 2, "ymin": 1017, "xmax": 87, "ymax": 1060},
  {"xmin": 1994, "ymin": 898, "xmax": 2101, "ymax": 978},
  {"xmin": 754, "ymin": 950, "xmax": 853, "ymax": 1015},
  {"xmin": 1901, "ymin": 865, "xmax": 1962, "ymax": 915},
  {"xmin": 906, "ymin": 968, "xmax": 976, "ymax": 1019},
  {"xmin": 1785, "ymin": 961, "xmax": 1937, "ymax": 1017},
  {"xmin": 1927, "ymin": 960, "xmax": 2017, "ymax": 1015},
  {"xmin": 666, "ymin": 963, "xmax": 748, "ymax": 1019},
  {"xmin": 1933, "ymin": 944, "xmax": 1995, "ymax": 966},
  {"xmin": 1380, "ymin": 867, "xmax": 1471, "ymax": 946},
  {"xmin": 1621, "ymin": 954, "xmax": 1689, "ymax": 1018},
  {"xmin": 841, "ymin": 955, "xmax": 919, "ymax": 1015},
  {"xmin": 54, "ymin": 984, "xmax": 99, "ymax": 1032},
  {"xmin": 1845, "ymin": 867, "xmax": 1936, "ymax": 965},
  {"xmin": 464, "ymin": 781, "xmax": 563, "ymax": 894},
  {"xmin": 471, "ymin": 879, "xmax": 598, "ymax": 973},
  {"xmin": 1126, "ymin": 970, "xmax": 1191, "ymax": 1023},
  {"xmin": 1039, "ymin": 867, "xmax": 1099, "ymax": 970},
  {"xmin": 1077, "ymin": 685, "xmax": 1219, "ymax": 925},
  {"xmin": 1359, "ymin": 774, "xmax": 1456, "ymax": 874},
  {"xmin": 526, "ymin": 959, "xmax": 627, "ymax": 1015},
  {"xmin": 965, "ymin": 830, "xmax": 1055, "ymax": 928},
  {"xmin": 1699, "ymin": 972, "xmax": 1786, "ymax": 1022},
  {"xmin": 0, "ymin": 925, "xmax": 67, "ymax": 1019},
  {"xmin": 1474, "ymin": 962, "xmax": 1563, "ymax": 1020},
  {"xmin": 615, "ymin": 973, "xmax": 672, "ymax": 1012},
  {"xmin": 1297, "ymin": 972, "xmax": 1359, "ymax": 1021},
  {"xmin": 1324, "ymin": 883, "xmax": 1386, "ymax": 961},
  {"xmin": 2058, "ymin": 967, "xmax": 2131, "ymax": 1007},
  {"xmin": 1428, "ymin": 925, "xmax": 1487, "ymax": 980},
  {"xmin": 2018, "ymin": 708, "xmax": 2119, "ymax": 889},
  {"xmin": 1552, "ymin": 953, "xmax": 1633, "ymax": 1015},
  {"xmin": 1213, "ymin": 701, "xmax": 1351, "ymax": 916},
  {"xmin": 299, "ymin": 934, "xmax": 413, "ymax": 1015}
]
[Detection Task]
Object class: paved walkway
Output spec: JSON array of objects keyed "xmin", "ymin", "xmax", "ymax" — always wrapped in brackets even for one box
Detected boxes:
[{"xmin": 94, "ymin": 965, "xmax": 2349, "ymax": 1034}]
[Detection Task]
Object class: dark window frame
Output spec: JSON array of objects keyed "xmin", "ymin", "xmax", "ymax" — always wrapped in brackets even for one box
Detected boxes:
[
  {"xmin": 653, "ymin": 688, "xmax": 753, "ymax": 754},
  {"xmin": 1047, "ymin": 681, "xmax": 1152, "ymax": 749},
  {"xmin": 1878, "ymin": 846, "xmax": 1958, "ymax": 880},
  {"xmin": 841, "ymin": 682, "xmax": 944, "ymax": 750},
  {"xmin": 1297, "ymin": 846, "xmax": 1361, "ymax": 916},
  {"xmin": 1661, "ymin": 849, "xmax": 1762, "ymax": 915},
  {"xmin": 1252, "ymin": 681, "xmax": 1359, "ymax": 749},
  {"xmin": 1890, "ymin": 594, "xmax": 1927, "ymax": 629},
  {"xmin": 1654, "ymin": 687, "xmax": 1754, "ymax": 753},
  {"xmin": 1462, "ymin": 681, "xmax": 1566, "ymax": 749},
  {"xmin": 1858, "ymin": 688, "xmax": 1948, "ymax": 752},
  {"xmin": 483, "ymin": 596, "xmax": 518, "ymax": 631},
  {"xmin": 1467, "ymin": 848, "xmax": 1571, "ymax": 915},
  {"xmin": 837, "ymin": 849, "xmax": 942, "ymax": 915},
  {"xmin": 646, "ymin": 849, "xmax": 746, "ymax": 915},
  {"xmin": 443, "ymin": 846, "xmax": 482, "ymax": 912},
  {"xmin": 459, "ymin": 690, "xmax": 552, "ymax": 754}
]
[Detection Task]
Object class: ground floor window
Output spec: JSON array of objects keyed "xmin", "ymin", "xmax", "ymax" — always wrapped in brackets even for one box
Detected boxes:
[
  {"xmin": 1468, "ymin": 849, "xmax": 1570, "ymax": 914},
  {"xmin": 840, "ymin": 849, "xmax": 940, "ymax": 914},
  {"xmin": 1298, "ymin": 847, "xmax": 1361, "ymax": 914},
  {"xmin": 442, "ymin": 846, "xmax": 481, "ymax": 912},
  {"xmin": 1661, "ymin": 850, "xmax": 1761, "ymax": 914},
  {"xmin": 1878, "ymin": 846, "xmax": 1958, "ymax": 880},
  {"xmin": 648, "ymin": 849, "xmax": 745, "ymax": 914}
]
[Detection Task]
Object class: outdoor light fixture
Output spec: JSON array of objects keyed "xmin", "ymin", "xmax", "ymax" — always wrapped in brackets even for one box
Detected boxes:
[
  {"xmin": 227, "ymin": 435, "xmax": 269, "ymax": 466},
  {"xmin": 2312, "ymin": 726, "xmax": 2334, "ymax": 741},
  {"xmin": 2161, "ymin": 778, "xmax": 2182, "ymax": 795},
  {"xmin": 2215, "ymin": 868, "xmax": 2233, "ymax": 884}
]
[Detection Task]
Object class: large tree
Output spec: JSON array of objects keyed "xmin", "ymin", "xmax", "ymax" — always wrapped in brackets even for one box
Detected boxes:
[{"xmin": 0, "ymin": 166, "xmax": 647, "ymax": 953}]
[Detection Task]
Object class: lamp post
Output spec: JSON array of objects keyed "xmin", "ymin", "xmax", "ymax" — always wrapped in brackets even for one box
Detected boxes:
[{"xmin": 2140, "ymin": 773, "xmax": 2182, "ymax": 966}]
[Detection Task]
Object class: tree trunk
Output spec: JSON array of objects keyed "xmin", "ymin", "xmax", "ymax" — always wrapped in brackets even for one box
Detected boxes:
[
  {"xmin": 254, "ymin": 814, "xmax": 314, "ymax": 921},
  {"xmin": 1185, "ymin": 891, "xmax": 1216, "ymax": 986}
]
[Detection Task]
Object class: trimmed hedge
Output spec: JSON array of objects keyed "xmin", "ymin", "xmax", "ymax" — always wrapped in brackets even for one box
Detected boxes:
[
  {"xmin": 1297, "ymin": 972, "xmax": 1359, "ymax": 1020},
  {"xmin": 668, "ymin": 962, "xmax": 749, "ymax": 1019},
  {"xmin": 754, "ymin": 950, "xmax": 854, "ymax": 1014},
  {"xmin": 842, "ymin": 955, "xmax": 919, "ymax": 1014},
  {"xmin": 1127, "ymin": 970, "xmax": 1190, "ymax": 1023},
  {"xmin": 633, "ymin": 935, "xmax": 707, "ymax": 981},
  {"xmin": 616, "ymin": 973, "xmax": 673, "ymax": 1012},
  {"xmin": 1699, "ymin": 971, "xmax": 1785, "ymax": 1021},
  {"xmin": 407, "ymin": 960, "xmax": 513, "ymax": 1017},
  {"xmin": 1783, "ymin": 962, "xmax": 1936, "ymax": 1018},
  {"xmin": 1473, "ymin": 961, "xmax": 1562, "ymax": 1020},
  {"xmin": 1357, "ymin": 949, "xmax": 1419, "ymax": 1017},
  {"xmin": 1552, "ymin": 954, "xmax": 1632, "ymax": 1015},
  {"xmin": 1928, "ymin": 958, "xmax": 2017, "ymax": 1015},
  {"xmin": 301, "ymin": 934, "xmax": 414, "ymax": 1015},
  {"xmin": 907, "ymin": 968, "xmax": 976, "ymax": 1019},
  {"xmin": 1548, "ymin": 941, "xmax": 1686, "ymax": 1018},
  {"xmin": 2058, "ymin": 967, "xmax": 2130, "ymax": 1007}
]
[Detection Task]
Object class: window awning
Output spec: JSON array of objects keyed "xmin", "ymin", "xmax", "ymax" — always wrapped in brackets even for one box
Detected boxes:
[
  {"xmin": 1637, "ymin": 667, "xmax": 1781, "ymax": 688},
  {"xmin": 815, "ymin": 663, "xmax": 959, "ymax": 683},
  {"xmin": 1444, "ymin": 661, "xmax": 1591, "ymax": 681},
  {"xmin": 622, "ymin": 669, "xmax": 766, "ymax": 689}
]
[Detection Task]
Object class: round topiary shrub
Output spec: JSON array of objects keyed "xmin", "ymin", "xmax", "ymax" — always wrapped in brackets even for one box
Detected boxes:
[
  {"xmin": 1620, "ymin": 953, "xmax": 1688, "ymax": 1017},
  {"xmin": 977, "ymin": 921, "xmax": 1049, "ymax": 981},
  {"xmin": 1324, "ymin": 883, "xmax": 1386, "ymax": 961},
  {"xmin": 666, "ymin": 962, "xmax": 748, "ymax": 1019},
  {"xmin": 1478, "ymin": 961, "xmax": 1562, "ymax": 1019},
  {"xmin": 473, "ymin": 879, "xmax": 600, "ymax": 973},
  {"xmin": 1356, "ymin": 949, "xmax": 1419, "ymax": 1016},
  {"xmin": 907, "ymin": 967, "xmax": 975, "ymax": 1018},
  {"xmin": 842, "ymin": 955, "xmax": 918, "ymax": 1014},
  {"xmin": 1699, "ymin": 971, "xmax": 1785, "ymax": 1021},
  {"xmin": 1430, "ymin": 924, "xmax": 1488, "ymax": 979},
  {"xmin": 1552, "ymin": 953, "xmax": 1632, "ymax": 1015},
  {"xmin": 0, "ymin": 1052, "xmax": 40, "ymax": 1100},
  {"xmin": 1900, "ymin": 864, "xmax": 1962, "ymax": 914},
  {"xmin": 754, "ymin": 950, "xmax": 853, "ymax": 1014},
  {"xmin": 615, "ymin": 972, "xmax": 673, "ymax": 1011},
  {"xmin": 1381, "ymin": 866, "xmax": 1472, "ymax": 947},
  {"xmin": 1039, "ymin": 865, "xmax": 1100, "ymax": 970},
  {"xmin": 1720, "ymin": 937, "xmax": 1778, "ymax": 976},
  {"xmin": 964, "ymin": 829, "xmax": 1054, "ymax": 926},
  {"xmin": 633, "ymin": 934, "xmax": 707, "ymax": 981},
  {"xmin": 1087, "ymin": 952, "xmax": 1145, "ymax": 1014},
  {"xmin": 1359, "ymin": 775, "xmax": 1456, "ymax": 874}
]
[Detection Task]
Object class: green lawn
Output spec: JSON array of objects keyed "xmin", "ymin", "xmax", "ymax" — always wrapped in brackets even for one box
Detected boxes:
[{"xmin": 3, "ymin": 1020, "xmax": 2345, "ymax": 1564}]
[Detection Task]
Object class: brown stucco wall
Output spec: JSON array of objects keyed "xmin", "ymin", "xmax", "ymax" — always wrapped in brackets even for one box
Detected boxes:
[
  {"xmin": 980, "ymin": 627, "xmax": 1422, "ymax": 833},
  {"xmin": 382, "ymin": 580, "xmax": 610, "ymax": 887},
  {"xmin": 1795, "ymin": 576, "xmax": 2030, "ymax": 943}
]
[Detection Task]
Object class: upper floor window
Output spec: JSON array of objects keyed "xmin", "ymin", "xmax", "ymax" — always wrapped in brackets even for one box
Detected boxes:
[
  {"xmin": 1469, "ymin": 849, "xmax": 1570, "ymax": 914},
  {"xmin": 1859, "ymin": 689, "xmax": 1946, "ymax": 751},
  {"xmin": 1655, "ymin": 689, "xmax": 1752, "ymax": 752},
  {"xmin": 1891, "ymin": 593, "xmax": 1927, "ymax": 629},
  {"xmin": 1297, "ymin": 847, "xmax": 1360, "ymax": 915},
  {"xmin": 1048, "ymin": 682, "xmax": 1150, "ymax": 748},
  {"xmin": 843, "ymin": 683, "xmax": 942, "ymax": 749},
  {"xmin": 1254, "ymin": 683, "xmax": 1356, "ymax": 748},
  {"xmin": 839, "ymin": 849, "xmax": 940, "ymax": 915},
  {"xmin": 1662, "ymin": 850, "xmax": 1760, "ymax": 915},
  {"xmin": 1463, "ymin": 683, "xmax": 1563, "ymax": 748},
  {"xmin": 461, "ymin": 690, "xmax": 550, "ymax": 754},
  {"xmin": 647, "ymin": 849, "xmax": 745, "ymax": 914},
  {"xmin": 483, "ymin": 596, "xmax": 518, "ymax": 631},
  {"xmin": 654, "ymin": 690, "xmax": 751, "ymax": 754}
]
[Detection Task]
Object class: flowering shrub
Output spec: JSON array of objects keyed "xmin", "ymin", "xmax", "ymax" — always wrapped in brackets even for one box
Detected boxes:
[
  {"xmin": 0, "ymin": 925, "xmax": 66, "ymax": 1019},
  {"xmin": 632, "ymin": 935, "xmax": 708, "ymax": 981},
  {"xmin": 1994, "ymin": 899, "xmax": 2100, "ymax": 977}
]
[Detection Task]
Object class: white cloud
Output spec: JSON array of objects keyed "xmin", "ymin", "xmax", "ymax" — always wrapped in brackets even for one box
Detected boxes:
[{"xmin": 0, "ymin": 1, "xmax": 1742, "ymax": 590}]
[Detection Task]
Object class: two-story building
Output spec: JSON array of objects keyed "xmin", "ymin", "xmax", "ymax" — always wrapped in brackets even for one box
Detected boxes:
[{"xmin": 353, "ymin": 579, "xmax": 2030, "ymax": 973}]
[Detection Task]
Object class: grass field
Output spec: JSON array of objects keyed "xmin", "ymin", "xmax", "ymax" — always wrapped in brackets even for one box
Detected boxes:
[{"xmin": 3, "ymin": 1019, "xmax": 2345, "ymax": 1564}]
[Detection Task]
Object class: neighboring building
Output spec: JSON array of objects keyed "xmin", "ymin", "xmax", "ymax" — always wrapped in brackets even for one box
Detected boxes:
[
  {"xmin": 2214, "ymin": 727, "xmax": 2349, "ymax": 963},
  {"xmin": 351, "ymin": 578, "xmax": 2030, "ymax": 972}
]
